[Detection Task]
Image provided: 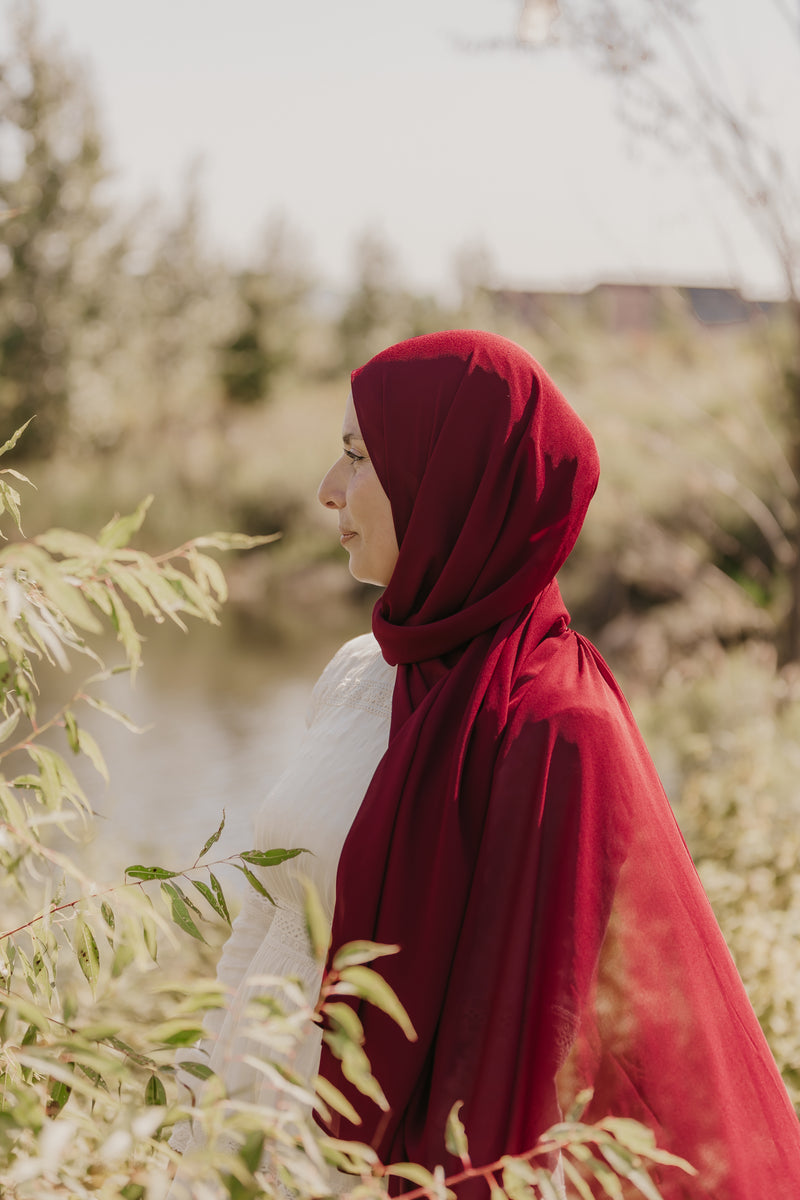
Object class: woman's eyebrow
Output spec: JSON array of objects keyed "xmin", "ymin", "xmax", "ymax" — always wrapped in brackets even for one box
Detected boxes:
[{"xmin": 342, "ymin": 432, "xmax": 365, "ymax": 446}]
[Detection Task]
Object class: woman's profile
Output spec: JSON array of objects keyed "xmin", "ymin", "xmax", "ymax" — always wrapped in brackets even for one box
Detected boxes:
[{"xmin": 173, "ymin": 330, "xmax": 800, "ymax": 1198}]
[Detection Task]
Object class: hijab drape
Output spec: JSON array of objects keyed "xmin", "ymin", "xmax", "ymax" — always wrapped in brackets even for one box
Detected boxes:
[{"xmin": 319, "ymin": 331, "xmax": 800, "ymax": 1197}]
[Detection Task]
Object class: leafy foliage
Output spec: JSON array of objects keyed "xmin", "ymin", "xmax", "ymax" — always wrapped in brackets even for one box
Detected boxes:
[{"xmin": 635, "ymin": 642, "xmax": 800, "ymax": 1106}]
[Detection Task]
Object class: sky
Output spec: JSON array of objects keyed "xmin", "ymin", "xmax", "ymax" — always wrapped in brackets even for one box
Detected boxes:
[{"xmin": 4, "ymin": 0, "xmax": 798, "ymax": 298}]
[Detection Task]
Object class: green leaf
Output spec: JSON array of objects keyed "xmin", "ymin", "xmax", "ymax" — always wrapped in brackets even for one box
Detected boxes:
[
  {"xmin": 564, "ymin": 1089, "xmax": 593, "ymax": 1124},
  {"xmin": 111, "ymin": 939, "xmax": 135, "ymax": 977},
  {"xmin": 125, "ymin": 865, "xmax": 179, "ymax": 881},
  {"xmin": 97, "ymin": 496, "xmax": 153, "ymax": 550},
  {"xmin": 196, "ymin": 811, "xmax": 226, "ymax": 861},
  {"xmin": 34, "ymin": 528, "xmax": 102, "ymax": 557},
  {"xmin": 161, "ymin": 882, "xmax": 205, "ymax": 942},
  {"xmin": 3, "ymin": 542, "xmax": 101, "ymax": 633},
  {"xmin": 82, "ymin": 693, "xmax": 142, "ymax": 732},
  {"xmin": 144, "ymin": 1072, "xmax": 167, "ymax": 1106},
  {"xmin": 47, "ymin": 1077, "xmax": 72, "ymax": 1116},
  {"xmin": 0, "ymin": 708, "xmax": 21, "ymax": 744},
  {"xmin": 108, "ymin": 593, "xmax": 143, "ymax": 672},
  {"xmin": 188, "ymin": 549, "xmax": 228, "ymax": 602},
  {"xmin": 64, "ymin": 708, "xmax": 80, "ymax": 754},
  {"xmin": 120, "ymin": 1185, "xmax": 146, "ymax": 1200},
  {"xmin": 598, "ymin": 1140, "xmax": 635, "ymax": 1178},
  {"xmin": 61, "ymin": 988, "xmax": 78, "ymax": 1024},
  {"xmin": 194, "ymin": 531, "xmax": 280, "ymax": 551},
  {"xmin": 237, "ymin": 1129, "xmax": 266, "ymax": 1173},
  {"xmin": 501, "ymin": 1158, "xmax": 537, "ymax": 1200},
  {"xmin": 532, "ymin": 1168, "xmax": 563, "ymax": 1200},
  {"xmin": 323, "ymin": 1001, "xmax": 365, "ymax": 1044},
  {"xmin": 107, "ymin": 564, "xmax": 161, "ymax": 619},
  {"xmin": 81, "ymin": 579, "xmax": 114, "ymax": 617},
  {"xmin": 233, "ymin": 862, "xmax": 274, "ymax": 902},
  {"xmin": 597, "ymin": 1119, "xmax": 695, "ymax": 1174},
  {"xmin": 332, "ymin": 940, "xmax": 400, "ymax": 971},
  {"xmin": 561, "ymin": 1157, "xmax": 595, "ymax": 1200},
  {"xmin": 0, "ymin": 479, "xmax": 23, "ymax": 533},
  {"xmin": 0, "ymin": 781, "xmax": 27, "ymax": 826},
  {"xmin": 99, "ymin": 1036, "xmax": 156, "ymax": 1070},
  {"xmin": 302, "ymin": 878, "xmax": 329, "ymax": 962},
  {"xmin": 323, "ymin": 1029, "xmax": 388, "ymax": 1112},
  {"xmin": 100, "ymin": 901, "xmax": 115, "ymax": 932},
  {"xmin": 625, "ymin": 1169, "xmax": 666, "ymax": 1200},
  {"xmin": 445, "ymin": 1100, "xmax": 469, "ymax": 1162},
  {"xmin": 141, "ymin": 912, "xmax": 158, "ymax": 962},
  {"xmin": 77, "ymin": 727, "xmax": 109, "ymax": 781},
  {"xmin": 74, "ymin": 920, "xmax": 100, "ymax": 992},
  {"xmin": 0, "ymin": 420, "xmax": 34, "ymax": 460},
  {"xmin": 151, "ymin": 1019, "xmax": 205, "ymax": 1046},
  {"xmin": 575, "ymin": 1152, "xmax": 624, "ymax": 1199},
  {"xmin": 209, "ymin": 873, "xmax": 231, "ymax": 924},
  {"xmin": 191, "ymin": 878, "xmax": 230, "ymax": 924},
  {"xmin": 75, "ymin": 1062, "xmax": 108, "ymax": 1091},
  {"xmin": 599, "ymin": 1118, "xmax": 656, "ymax": 1154},
  {"xmin": 385, "ymin": 1163, "xmax": 439, "ymax": 1187},
  {"xmin": 314, "ymin": 1073, "xmax": 361, "ymax": 1125},
  {"xmin": 26, "ymin": 744, "xmax": 69, "ymax": 812},
  {"xmin": 170, "ymin": 881, "xmax": 203, "ymax": 918},
  {"xmin": 336, "ymin": 965, "xmax": 417, "ymax": 1041},
  {"xmin": 239, "ymin": 846, "xmax": 307, "ymax": 868},
  {"xmin": 177, "ymin": 1060, "xmax": 215, "ymax": 1082}
]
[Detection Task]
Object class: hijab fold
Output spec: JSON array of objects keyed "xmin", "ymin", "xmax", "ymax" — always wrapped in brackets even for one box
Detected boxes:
[{"xmin": 319, "ymin": 331, "xmax": 800, "ymax": 1197}]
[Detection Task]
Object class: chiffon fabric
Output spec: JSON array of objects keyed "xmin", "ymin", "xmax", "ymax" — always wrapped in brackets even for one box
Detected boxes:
[{"xmin": 319, "ymin": 331, "xmax": 800, "ymax": 1197}]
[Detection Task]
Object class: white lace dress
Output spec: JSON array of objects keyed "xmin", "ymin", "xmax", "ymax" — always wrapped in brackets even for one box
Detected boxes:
[{"xmin": 167, "ymin": 633, "xmax": 394, "ymax": 1196}]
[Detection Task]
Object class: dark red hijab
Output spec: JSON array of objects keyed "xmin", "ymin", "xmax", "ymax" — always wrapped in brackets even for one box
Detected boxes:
[{"xmin": 319, "ymin": 331, "xmax": 800, "ymax": 1197}]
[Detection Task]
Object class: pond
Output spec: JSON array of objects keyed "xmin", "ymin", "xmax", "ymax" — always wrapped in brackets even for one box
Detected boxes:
[{"xmin": 37, "ymin": 600, "xmax": 373, "ymax": 895}]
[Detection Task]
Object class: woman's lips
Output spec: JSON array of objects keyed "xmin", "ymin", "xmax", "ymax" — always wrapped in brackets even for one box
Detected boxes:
[{"xmin": 340, "ymin": 530, "xmax": 357, "ymax": 545}]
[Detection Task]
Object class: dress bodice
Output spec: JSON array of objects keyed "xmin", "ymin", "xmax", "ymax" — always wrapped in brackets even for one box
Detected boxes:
[
  {"xmin": 168, "ymin": 634, "xmax": 394, "ymax": 1194},
  {"xmin": 252, "ymin": 632, "xmax": 395, "ymax": 918}
]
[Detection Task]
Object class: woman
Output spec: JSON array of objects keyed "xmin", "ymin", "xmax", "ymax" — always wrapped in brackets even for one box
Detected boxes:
[
  {"xmin": 315, "ymin": 331, "xmax": 800, "ymax": 1197},
  {"xmin": 176, "ymin": 330, "xmax": 800, "ymax": 1198}
]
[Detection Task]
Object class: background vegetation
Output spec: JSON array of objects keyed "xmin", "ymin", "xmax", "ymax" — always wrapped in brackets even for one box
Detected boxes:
[{"xmin": 1, "ymin": 1, "xmax": 799, "ymax": 1193}]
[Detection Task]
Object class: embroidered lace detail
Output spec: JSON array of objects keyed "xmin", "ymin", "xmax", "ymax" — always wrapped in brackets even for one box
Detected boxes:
[
  {"xmin": 318, "ymin": 673, "xmax": 394, "ymax": 719},
  {"xmin": 272, "ymin": 906, "xmax": 314, "ymax": 961}
]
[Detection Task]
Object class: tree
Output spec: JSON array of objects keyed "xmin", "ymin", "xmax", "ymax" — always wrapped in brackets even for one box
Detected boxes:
[
  {"xmin": 508, "ymin": 0, "xmax": 800, "ymax": 658},
  {"xmin": 219, "ymin": 216, "xmax": 315, "ymax": 405},
  {"xmin": 335, "ymin": 231, "xmax": 411, "ymax": 370},
  {"xmin": 0, "ymin": 1, "xmax": 124, "ymax": 456}
]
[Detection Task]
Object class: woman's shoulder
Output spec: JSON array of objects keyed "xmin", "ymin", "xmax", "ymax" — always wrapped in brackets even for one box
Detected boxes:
[
  {"xmin": 306, "ymin": 633, "xmax": 395, "ymax": 725},
  {"xmin": 510, "ymin": 629, "xmax": 632, "ymax": 739}
]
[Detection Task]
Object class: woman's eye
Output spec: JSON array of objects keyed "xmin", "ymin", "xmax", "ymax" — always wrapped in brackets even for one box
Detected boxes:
[{"xmin": 344, "ymin": 448, "xmax": 365, "ymax": 464}]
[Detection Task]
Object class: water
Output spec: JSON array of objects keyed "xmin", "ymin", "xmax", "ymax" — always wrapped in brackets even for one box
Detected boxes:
[{"xmin": 37, "ymin": 608, "xmax": 370, "ymax": 891}]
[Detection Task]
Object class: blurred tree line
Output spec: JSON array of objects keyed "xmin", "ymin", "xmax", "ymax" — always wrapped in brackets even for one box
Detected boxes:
[
  {"xmin": 0, "ymin": 3, "xmax": 494, "ymax": 427},
  {"xmin": 510, "ymin": 0, "xmax": 800, "ymax": 659},
  {"xmin": 1, "ymin": 0, "xmax": 799, "ymax": 675}
]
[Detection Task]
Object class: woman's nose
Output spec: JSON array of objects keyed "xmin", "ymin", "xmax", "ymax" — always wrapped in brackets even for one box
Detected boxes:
[{"xmin": 318, "ymin": 460, "xmax": 344, "ymax": 509}]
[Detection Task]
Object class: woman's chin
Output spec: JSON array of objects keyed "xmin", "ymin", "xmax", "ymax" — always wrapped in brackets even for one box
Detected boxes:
[{"xmin": 348, "ymin": 557, "xmax": 386, "ymax": 588}]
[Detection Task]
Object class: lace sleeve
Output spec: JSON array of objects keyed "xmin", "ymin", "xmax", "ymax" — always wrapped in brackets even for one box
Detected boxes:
[
  {"xmin": 214, "ymin": 889, "xmax": 275, "ymax": 993},
  {"xmin": 169, "ymin": 889, "xmax": 275, "ymax": 1151}
]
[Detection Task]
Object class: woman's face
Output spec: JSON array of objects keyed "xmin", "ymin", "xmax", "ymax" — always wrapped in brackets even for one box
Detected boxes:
[{"xmin": 317, "ymin": 392, "xmax": 400, "ymax": 587}]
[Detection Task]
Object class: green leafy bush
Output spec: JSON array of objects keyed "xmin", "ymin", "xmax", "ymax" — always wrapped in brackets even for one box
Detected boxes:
[{"xmin": 635, "ymin": 643, "xmax": 800, "ymax": 1106}]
